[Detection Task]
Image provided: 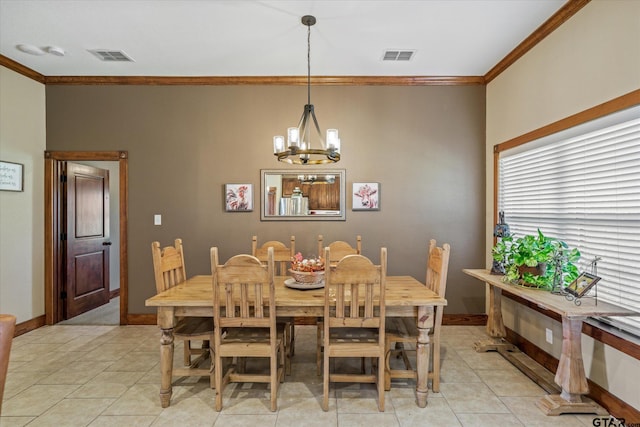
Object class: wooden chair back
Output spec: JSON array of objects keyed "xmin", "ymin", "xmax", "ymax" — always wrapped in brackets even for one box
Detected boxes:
[
  {"xmin": 318, "ymin": 235, "xmax": 362, "ymax": 264},
  {"xmin": 425, "ymin": 239, "xmax": 451, "ymax": 297},
  {"xmin": 0, "ymin": 314, "xmax": 16, "ymax": 414},
  {"xmin": 324, "ymin": 247, "xmax": 386, "ymax": 331},
  {"xmin": 252, "ymin": 235, "xmax": 295, "ymax": 275},
  {"xmin": 151, "ymin": 239, "xmax": 187, "ymax": 293},
  {"xmin": 212, "ymin": 247, "xmax": 276, "ymax": 332},
  {"xmin": 152, "ymin": 239, "xmax": 213, "ymax": 383}
]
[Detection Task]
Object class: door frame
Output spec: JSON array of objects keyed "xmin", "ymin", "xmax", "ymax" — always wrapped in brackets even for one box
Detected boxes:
[{"xmin": 44, "ymin": 150, "xmax": 129, "ymax": 325}]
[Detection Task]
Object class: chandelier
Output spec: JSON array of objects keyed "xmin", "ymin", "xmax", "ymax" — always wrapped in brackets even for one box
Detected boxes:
[{"xmin": 273, "ymin": 15, "xmax": 341, "ymax": 165}]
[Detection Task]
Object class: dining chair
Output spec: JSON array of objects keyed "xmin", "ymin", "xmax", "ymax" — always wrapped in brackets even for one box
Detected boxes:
[
  {"xmin": 384, "ymin": 239, "xmax": 450, "ymax": 392},
  {"xmin": 151, "ymin": 239, "xmax": 214, "ymax": 386},
  {"xmin": 316, "ymin": 234, "xmax": 362, "ymax": 374},
  {"xmin": 322, "ymin": 247, "xmax": 387, "ymax": 412},
  {"xmin": 251, "ymin": 235, "xmax": 295, "ymax": 374},
  {"xmin": 0, "ymin": 314, "xmax": 16, "ymax": 414},
  {"xmin": 317, "ymin": 234, "xmax": 362, "ymax": 265},
  {"xmin": 210, "ymin": 247, "xmax": 285, "ymax": 412},
  {"xmin": 252, "ymin": 235, "xmax": 295, "ymax": 275}
]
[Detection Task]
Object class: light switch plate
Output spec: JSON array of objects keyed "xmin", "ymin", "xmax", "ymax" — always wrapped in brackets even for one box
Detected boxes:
[
  {"xmin": 545, "ymin": 328, "xmax": 553, "ymax": 344},
  {"xmin": 154, "ymin": 214, "xmax": 161, "ymax": 225}
]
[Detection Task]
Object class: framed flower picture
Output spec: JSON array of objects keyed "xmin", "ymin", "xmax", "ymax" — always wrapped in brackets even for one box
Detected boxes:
[
  {"xmin": 352, "ymin": 182, "xmax": 379, "ymax": 210},
  {"xmin": 225, "ymin": 184, "xmax": 253, "ymax": 211}
]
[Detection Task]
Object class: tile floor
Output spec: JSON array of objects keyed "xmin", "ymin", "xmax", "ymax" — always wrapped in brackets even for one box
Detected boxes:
[{"xmin": 1, "ymin": 324, "xmax": 614, "ymax": 426}]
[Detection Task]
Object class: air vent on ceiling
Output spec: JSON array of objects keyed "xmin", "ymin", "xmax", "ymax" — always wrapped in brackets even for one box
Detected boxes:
[
  {"xmin": 88, "ymin": 49, "xmax": 134, "ymax": 62},
  {"xmin": 383, "ymin": 50, "xmax": 415, "ymax": 61}
]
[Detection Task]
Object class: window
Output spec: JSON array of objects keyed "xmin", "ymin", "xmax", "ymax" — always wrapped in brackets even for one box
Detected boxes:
[{"xmin": 498, "ymin": 105, "xmax": 640, "ymax": 336}]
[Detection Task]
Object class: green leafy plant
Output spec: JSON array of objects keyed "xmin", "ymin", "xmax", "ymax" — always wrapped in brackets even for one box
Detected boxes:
[{"xmin": 492, "ymin": 229, "xmax": 580, "ymax": 290}]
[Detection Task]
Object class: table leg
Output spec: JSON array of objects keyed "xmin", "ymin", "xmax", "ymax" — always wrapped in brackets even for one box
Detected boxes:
[
  {"xmin": 159, "ymin": 327, "xmax": 174, "ymax": 408},
  {"xmin": 157, "ymin": 307, "xmax": 176, "ymax": 408},
  {"xmin": 474, "ymin": 284, "xmax": 516, "ymax": 352},
  {"xmin": 415, "ymin": 305, "xmax": 434, "ymax": 407},
  {"xmin": 536, "ymin": 316, "xmax": 607, "ymax": 416}
]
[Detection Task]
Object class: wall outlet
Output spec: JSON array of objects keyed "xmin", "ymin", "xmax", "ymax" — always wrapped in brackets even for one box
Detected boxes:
[
  {"xmin": 545, "ymin": 328, "xmax": 553, "ymax": 344},
  {"xmin": 154, "ymin": 214, "xmax": 162, "ymax": 226}
]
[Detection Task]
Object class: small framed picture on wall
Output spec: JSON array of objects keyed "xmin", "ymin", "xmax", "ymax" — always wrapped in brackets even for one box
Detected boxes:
[
  {"xmin": 225, "ymin": 184, "xmax": 253, "ymax": 211},
  {"xmin": 352, "ymin": 182, "xmax": 379, "ymax": 211},
  {"xmin": 0, "ymin": 160, "xmax": 24, "ymax": 192}
]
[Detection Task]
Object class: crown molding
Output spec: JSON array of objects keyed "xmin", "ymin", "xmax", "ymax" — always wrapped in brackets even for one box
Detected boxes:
[
  {"xmin": 0, "ymin": 55, "xmax": 46, "ymax": 83},
  {"xmin": 484, "ymin": 0, "xmax": 591, "ymax": 83},
  {"xmin": 1, "ymin": 0, "xmax": 589, "ymax": 87},
  {"xmin": 43, "ymin": 75, "xmax": 484, "ymax": 86}
]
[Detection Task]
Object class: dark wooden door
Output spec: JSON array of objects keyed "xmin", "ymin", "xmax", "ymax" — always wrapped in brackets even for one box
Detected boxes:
[{"xmin": 64, "ymin": 162, "xmax": 110, "ymax": 318}]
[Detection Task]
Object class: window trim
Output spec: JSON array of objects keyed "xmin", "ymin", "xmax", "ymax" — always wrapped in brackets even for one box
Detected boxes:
[{"xmin": 492, "ymin": 88, "xmax": 640, "ymax": 358}]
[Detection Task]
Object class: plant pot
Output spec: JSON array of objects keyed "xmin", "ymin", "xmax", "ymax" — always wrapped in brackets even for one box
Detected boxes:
[
  {"xmin": 516, "ymin": 263, "xmax": 548, "ymax": 288},
  {"xmin": 518, "ymin": 262, "xmax": 547, "ymax": 277}
]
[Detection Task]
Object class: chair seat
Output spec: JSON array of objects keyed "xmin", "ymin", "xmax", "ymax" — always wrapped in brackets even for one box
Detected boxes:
[
  {"xmin": 328, "ymin": 328, "xmax": 382, "ymax": 358},
  {"xmin": 174, "ymin": 317, "xmax": 214, "ymax": 337},
  {"xmin": 329, "ymin": 327, "xmax": 380, "ymax": 343},
  {"xmin": 222, "ymin": 326, "xmax": 284, "ymax": 344}
]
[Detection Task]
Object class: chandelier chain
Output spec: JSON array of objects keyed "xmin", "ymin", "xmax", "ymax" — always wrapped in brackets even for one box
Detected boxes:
[{"xmin": 307, "ymin": 22, "xmax": 311, "ymax": 106}]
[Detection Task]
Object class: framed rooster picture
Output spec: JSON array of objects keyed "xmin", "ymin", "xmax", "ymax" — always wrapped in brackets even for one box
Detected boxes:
[
  {"xmin": 352, "ymin": 182, "xmax": 379, "ymax": 211},
  {"xmin": 225, "ymin": 184, "xmax": 253, "ymax": 211}
]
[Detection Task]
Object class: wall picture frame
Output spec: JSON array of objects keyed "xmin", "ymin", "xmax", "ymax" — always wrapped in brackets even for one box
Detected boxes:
[
  {"xmin": 565, "ymin": 272, "xmax": 601, "ymax": 298},
  {"xmin": 352, "ymin": 182, "xmax": 379, "ymax": 210},
  {"xmin": 0, "ymin": 160, "xmax": 24, "ymax": 192},
  {"xmin": 225, "ymin": 184, "xmax": 253, "ymax": 211}
]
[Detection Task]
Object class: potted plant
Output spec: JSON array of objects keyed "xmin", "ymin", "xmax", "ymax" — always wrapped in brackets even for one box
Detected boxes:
[{"xmin": 492, "ymin": 229, "xmax": 580, "ymax": 290}]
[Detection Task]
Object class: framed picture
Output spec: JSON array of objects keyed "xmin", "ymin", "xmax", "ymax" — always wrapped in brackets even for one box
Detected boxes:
[
  {"xmin": 352, "ymin": 182, "xmax": 379, "ymax": 210},
  {"xmin": 225, "ymin": 184, "xmax": 253, "ymax": 211},
  {"xmin": 0, "ymin": 161, "xmax": 24, "ymax": 192},
  {"xmin": 565, "ymin": 272, "xmax": 601, "ymax": 298}
]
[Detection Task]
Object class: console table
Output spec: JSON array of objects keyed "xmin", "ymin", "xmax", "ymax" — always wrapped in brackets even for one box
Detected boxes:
[{"xmin": 463, "ymin": 268, "xmax": 636, "ymax": 416}]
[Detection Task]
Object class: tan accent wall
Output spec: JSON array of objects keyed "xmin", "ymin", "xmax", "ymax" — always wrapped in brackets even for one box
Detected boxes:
[
  {"xmin": 486, "ymin": 0, "xmax": 640, "ymax": 410},
  {"xmin": 0, "ymin": 67, "xmax": 46, "ymax": 322},
  {"xmin": 45, "ymin": 84, "xmax": 486, "ymax": 314}
]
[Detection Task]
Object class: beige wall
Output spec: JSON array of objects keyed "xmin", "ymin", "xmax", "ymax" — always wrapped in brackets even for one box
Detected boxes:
[
  {"xmin": 45, "ymin": 84, "xmax": 487, "ymax": 315},
  {"xmin": 0, "ymin": 67, "xmax": 46, "ymax": 322},
  {"xmin": 486, "ymin": 0, "xmax": 640, "ymax": 410}
]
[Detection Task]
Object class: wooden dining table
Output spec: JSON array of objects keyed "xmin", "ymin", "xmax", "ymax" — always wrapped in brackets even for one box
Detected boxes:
[{"xmin": 145, "ymin": 274, "xmax": 447, "ymax": 408}]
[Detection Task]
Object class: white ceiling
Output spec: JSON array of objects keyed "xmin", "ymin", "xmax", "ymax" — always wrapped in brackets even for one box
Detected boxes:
[{"xmin": 0, "ymin": 0, "xmax": 566, "ymax": 77}]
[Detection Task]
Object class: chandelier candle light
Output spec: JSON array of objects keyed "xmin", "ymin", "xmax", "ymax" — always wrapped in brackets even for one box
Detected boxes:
[{"xmin": 273, "ymin": 15, "xmax": 341, "ymax": 165}]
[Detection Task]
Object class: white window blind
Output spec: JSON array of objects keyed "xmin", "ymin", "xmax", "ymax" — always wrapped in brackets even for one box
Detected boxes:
[{"xmin": 498, "ymin": 108, "xmax": 640, "ymax": 336}]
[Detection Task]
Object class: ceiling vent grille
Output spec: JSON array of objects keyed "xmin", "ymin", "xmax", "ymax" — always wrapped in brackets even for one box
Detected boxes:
[
  {"xmin": 383, "ymin": 50, "xmax": 415, "ymax": 61},
  {"xmin": 88, "ymin": 49, "xmax": 134, "ymax": 62}
]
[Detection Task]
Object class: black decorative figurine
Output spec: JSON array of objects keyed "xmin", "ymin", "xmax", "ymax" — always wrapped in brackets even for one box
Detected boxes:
[{"xmin": 491, "ymin": 211, "xmax": 511, "ymax": 275}]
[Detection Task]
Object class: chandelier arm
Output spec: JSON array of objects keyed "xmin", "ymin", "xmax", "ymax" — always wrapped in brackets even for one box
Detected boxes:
[
  {"xmin": 309, "ymin": 108, "xmax": 326, "ymax": 149},
  {"xmin": 298, "ymin": 106, "xmax": 310, "ymax": 145}
]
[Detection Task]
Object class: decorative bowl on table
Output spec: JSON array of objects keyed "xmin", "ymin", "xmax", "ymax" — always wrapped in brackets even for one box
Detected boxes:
[
  {"xmin": 289, "ymin": 252, "xmax": 325, "ymax": 284},
  {"xmin": 289, "ymin": 269, "xmax": 325, "ymax": 285}
]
